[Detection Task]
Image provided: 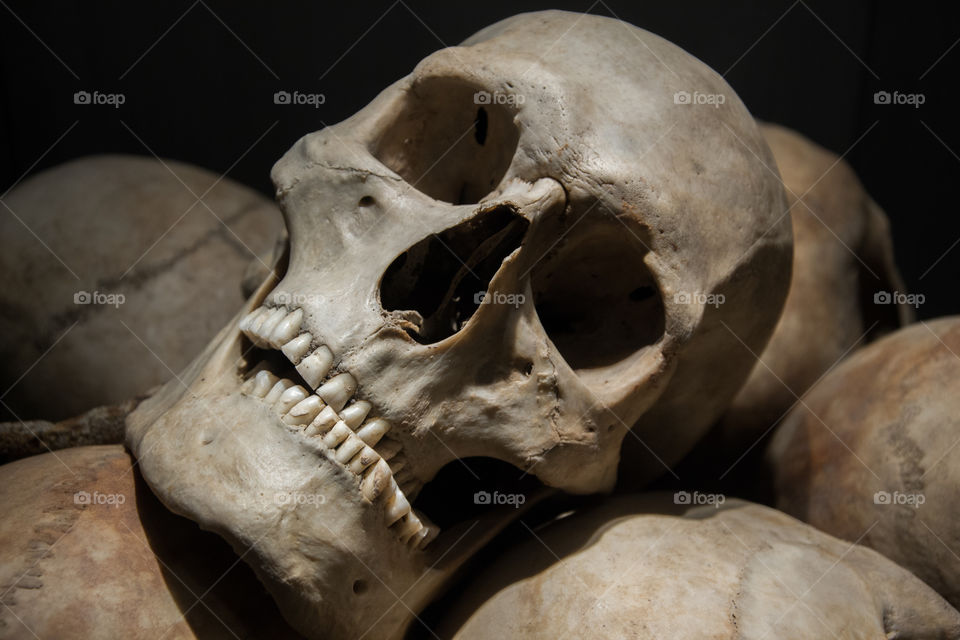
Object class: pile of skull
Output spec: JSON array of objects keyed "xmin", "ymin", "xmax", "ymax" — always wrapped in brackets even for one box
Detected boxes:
[{"xmin": 1, "ymin": 10, "xmax": 958, "ymax": 640}]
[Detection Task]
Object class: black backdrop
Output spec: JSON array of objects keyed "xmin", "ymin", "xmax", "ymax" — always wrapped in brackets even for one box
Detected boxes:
[{"xmin": 2, "ymin": 1, "xmax": 958, "ymax": 318}]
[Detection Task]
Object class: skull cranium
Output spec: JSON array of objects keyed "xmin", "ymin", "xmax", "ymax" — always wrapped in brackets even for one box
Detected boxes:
[{"xmin": 127, "ymin": 10, "xmax": 791, "ymax": 639}]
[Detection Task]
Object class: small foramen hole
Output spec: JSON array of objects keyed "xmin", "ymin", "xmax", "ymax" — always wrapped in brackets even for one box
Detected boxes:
[
  {"xmin": 353, "ymin": 579, "xmax": 368, "ymax": 595},
  {"xmin": 629, "ymin": 286, "xmax": 655, "ymax": 302},
  {"xmin": 358, "ymin": 195, "xmax": 375, "ymax": 207},
  {"xmin": 474, "ymin": 107, "xmax": 488, "ymax": 146}
]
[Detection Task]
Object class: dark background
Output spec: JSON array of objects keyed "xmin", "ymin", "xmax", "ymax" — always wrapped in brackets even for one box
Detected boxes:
[{"xmin": 2, "ymin": 1, "xmax": 958, "ymax": 318}]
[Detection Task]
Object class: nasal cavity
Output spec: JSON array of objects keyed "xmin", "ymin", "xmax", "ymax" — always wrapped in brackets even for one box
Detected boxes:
[{"xmin": 379, "ymin": 206, "xmax": 529, "ymax": 344}]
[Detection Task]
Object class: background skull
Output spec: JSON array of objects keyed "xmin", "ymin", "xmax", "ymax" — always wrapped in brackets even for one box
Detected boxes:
[{"xmin": 127, "ymin": 10, "xmax": 792, "ymax": 639}]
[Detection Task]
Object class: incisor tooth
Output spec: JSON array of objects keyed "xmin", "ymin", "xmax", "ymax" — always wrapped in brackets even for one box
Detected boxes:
[
  {"xmin": 245, "ymin": 369, "xmax": 279, "ymax": 398},
  {"xmin": 296, "ymin": 346, "xmax": 334, "ymax": 389},
  {"xmin": 321, "ymin": 421, "xmax": 351, "ymax": 449},
  {"xmin": 283, "ymin": 395, "xmax": 323, "ymax": 425},
  {"xmin": 361, "ymin": 459, "xmax": 392, "ymax": 502},
  {"xmin": 276, "ymin": 385, "xmax": 308, "ymax": 414},
  {"xmin": 270, "ymin": 308, "xmax": 304, "ymax": 348},
  {"xmin": 263, "ymin": 379, "xmax": 294, "ymax": 404},
  {"xmin": 335, "ymin": 434, "xmax": 366, "ymax": 464},
  {"xmin": 304, "ymin": 405, "xmax": 338, "ymax": 437},
  {"xmin": 356, "ymin": 418, "xmax": 390, "ymax": 447},
  {"xmin": 317, "ymin": 372, "xmax": 357, "ymax": 411},
  {"xmin": 340, "ymin": 401, "xmax": 372, "ymax": 429},
  {"xmin": 347, "ymin": 446, "xmax": 380, "ymax": 475},
  {"xmin": 281, "ymin": 333, "xmax": 313, "ymax": 364},
  {"xmin": 384, "ymin": 481, "xmax": 411, "ymax": 525}
]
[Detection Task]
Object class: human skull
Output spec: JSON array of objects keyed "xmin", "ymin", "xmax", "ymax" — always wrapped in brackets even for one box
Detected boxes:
[
  {"xmin": 127, "ymin": 10, "xmax": 791, "ymax": 639},
  {"xmin": 435, "ymin": 495, "xmax": 960, "ymax": 638}
]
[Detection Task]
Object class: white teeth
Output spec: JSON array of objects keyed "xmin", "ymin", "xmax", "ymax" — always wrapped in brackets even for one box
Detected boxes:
[
  {"xmin": 317, "ymin": 373, "xmax": 357, "ymax": 411},
  {"xmin": 241, "ymin": 312, "xmax": 432, "ymax": 547},
  {"xmin": 271, "ymin": 309, "xmax": 304, "ymax": 348},
  {"xmin": 361, "ymin": 459, "xmax": 393, "ymax": 502},
  {"xmin": 263, "ymin": 379, "xmax": 294, "ymax": 404},
  {"xmin": 384, "ymin": 481, "xmax": 411, "ymax": 525},
  {"xmin": 321, "ymin": 421, "xmax": 352, "ymax": 449},
  {"xmin": 347, "ymin": 446, "xmax": 380, "ymax": 475},
  {"xmin": 245, "ymin": 370, "xmax": 279, "ymax": 398},
  {"xmin": 340, "ymin": 401, "xmax": 372, "ymax": 429},
  {"xmin": 258, "ymin": 307, "xmax": 287, "ymax": 339},
  {"xmin": 283, "ymin": 395, "xmax": 323, "ymax": 426},
  {"xmin": 304, "ymin": 406, "xmax": 339, "ymax": 437},
  {"xmin": 376, "ymin": 439, "xmax": 403, "ymax": 461},
  {"xmin": 335, "ymin": 434, "xmax": 366, "ymax": 464},
  {"xmin": 276, "ymin": 385, "xmax": 308, "ymax": 414},
  {"xmin": 296, "ymin": 346, "xmax": 334, "ymax": 389},
  {"xmin": 239, "ymin": 307, "xmax": 266, "ymax": 333},
  {"xmin": 281, "ymin": 333, "xmax": 313, "ymax": 364},
  {"xmin": 356, "ymin": 418, "xmax": 390, "ymax": 447}
]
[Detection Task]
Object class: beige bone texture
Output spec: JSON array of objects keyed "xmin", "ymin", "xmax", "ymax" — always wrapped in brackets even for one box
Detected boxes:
[{"xmin": 768, "ymin": 317, "xmax": 960, "ymax": 609}]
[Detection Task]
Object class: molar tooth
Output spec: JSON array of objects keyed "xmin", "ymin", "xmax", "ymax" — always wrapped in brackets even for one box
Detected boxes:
[
  {"xmin": 394, "ymin": 513, "xmax": 421, "ymax": 543},
  {"xmin": 296, "ymin": 346, "xmax": 334, "ymax": 389},
  {"xmin": 409, "ymin": 527, "xmax": 430, "ymax": 549},
  {"xmin": 384, "ymin": 481, "xmax": 411, "ymax": 525},
  {"xmin": 244, "ymin": 369, "xmax": 279, "ymax": 398},
  {"xmin": 414, "ymin": 525, "xmax": 439, "ymax": 550},
  {"xmin": 334, "ymin": 434, "xmax": 366, "ymax": 464},
  {"xmin": 258, "ymin": 307, "xmax": 287, "ymax": 341},
  {"xmin": 263, "ymin": 379, "xmax": 294, "ymax": 404},
  {"xmin": 239, "ymin": 307, "xmax": 266, "ymax": 332},
  {"xmin": 347, "ymin": 446, "xmax": 380, "ymax": 475},
  {"xmin": 356, "ymin": 418, "xmax": 390, "ymax": 447},
  {"xmin": 270, "ymin": 308, "xmax": 304, "ymax": 348},
  {"xmin": 340, "ymin": 401, "xmax": 372, "ymax": 429},
  {"xmin": 282, "ymin": 395, "xmax": 323, "ymax": 426},
  {"xmin": 360, "ymin": 459, "xmax": 392, "ymax": 502},
  {"xmin": 316, "ymin": 373, "xmax": 357, "ymax": 411},
  {"xmin": 276, "ymin": 385, "xmax": 308, "ymax": 414},
  {"xmin": 321, "ymin": 421, "xmax": 351, "ymax": 449},
  {"xmin": 375, "ymin": 439, "xmax": 403, "ymax": 461},
  {"xmin": 303, "ymin": 405, "xmax": 338, "ymax": 437},
  {"xmin": 281, "ymin": 333, "xmax": 313, "ymax": 364}
]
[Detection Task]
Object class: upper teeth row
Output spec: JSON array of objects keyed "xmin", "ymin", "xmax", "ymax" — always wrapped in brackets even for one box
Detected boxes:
[
  {"xmin": 239, "ymin": 305, "xmax": 433, "ymax": 549},
  {"xmin": 240, "ymin": 307, "xmax": 336, "ymax": 390}
]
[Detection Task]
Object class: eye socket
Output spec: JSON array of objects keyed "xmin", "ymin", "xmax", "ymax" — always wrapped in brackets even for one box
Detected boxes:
[
  {"xmin": 531, "ymin": 224, "xmax": 664, "ymax": 371},
  {"xmin": 379, "ymin": 206, "xmax": 528, "ymax": 344},
  {"xmin": 371, "ymin": 78, "xmax": 519, "ymax": 205}
]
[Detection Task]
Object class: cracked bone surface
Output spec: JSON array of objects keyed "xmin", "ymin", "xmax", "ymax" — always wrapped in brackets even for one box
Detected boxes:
[
  {"xmin": 126, "ymin": 10, "xmax": 791, "ymax": 639},
  {"xmin": 768, "ymin": 317, "xmax": 960, "ymax": 610},
  {"xmin": 437, "ymin": 495, "xmax": 960, "ymax": 639}
]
